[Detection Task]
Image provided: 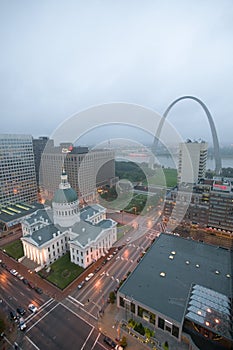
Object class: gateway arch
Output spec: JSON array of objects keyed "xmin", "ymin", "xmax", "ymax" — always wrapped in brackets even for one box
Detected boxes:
[{"xmin": 152, "ymin": 96, "xmax": 222, "ymax": 175}]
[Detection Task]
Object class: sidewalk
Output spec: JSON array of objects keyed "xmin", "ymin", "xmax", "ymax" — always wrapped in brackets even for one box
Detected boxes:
[
  {"xmin": 99, "ymin": 303, "xmax": 189, "ymax": 350},
  {"xmin": 99, "ymin": 303, "xmax": 149, "ymax": 350}
]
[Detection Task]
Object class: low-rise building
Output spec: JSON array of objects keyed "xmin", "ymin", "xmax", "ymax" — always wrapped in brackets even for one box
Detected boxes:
[{"xmin": 117, "ymin": 234, "xmax": 232, "ymax": 350}]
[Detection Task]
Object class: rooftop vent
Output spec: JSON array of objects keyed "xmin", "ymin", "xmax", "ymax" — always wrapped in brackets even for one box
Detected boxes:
[
  {"xmin": 215, "ymin": 270, "xmax": 220, "ymax": 274},
  {"xmin": 171, "ymin": 251, "xmax": 176, "ymax": 255},
  {"xmin": 38, "ymin": 236, "xmax": 42, "ymax": 241},
  {"xmin": 195, "ymin": 264, "xmax": 200, "ymax": 268},
  {"xmin": 169, "ymin": 255, "xmax": 174, "ymax": 260},
  {"xmin": 160, "ymin": 272, "xmax": 166, "ymax": 277},
  {"xmin": 186, "ymin": 260, "xmax": 190, "ymax": 265},
  {"xmin": 82, "ymin": 227, "xmax": 85, "ymax": 232},
  {"xmin": 226, "ymin": 274, "xmax": 231, "ymax": 278}
]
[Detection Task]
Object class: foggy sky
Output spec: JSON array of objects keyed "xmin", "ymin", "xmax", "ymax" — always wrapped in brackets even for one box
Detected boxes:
[{"xmin": 1, "ymin": 0, "xmax": 233, "ymax": 145}]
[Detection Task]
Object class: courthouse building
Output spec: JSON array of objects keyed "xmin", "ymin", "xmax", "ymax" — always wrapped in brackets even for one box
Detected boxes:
[{"xmin": 21, "ymin": 171, "xmax": 117, "ymax": 269}]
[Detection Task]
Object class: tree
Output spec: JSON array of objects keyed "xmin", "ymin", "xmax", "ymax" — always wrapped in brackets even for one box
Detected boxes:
[
  {"xmin": 120, "ymin": 335, "xmax": 127, "ymax": 348},
  {"xmin": 145, "ymin": 327, "xmax": 154, "ymax": 340},
  {"xmin": 128, "ymin": 318, "xmax": 136, "ymax": 328},
  {"xmin": 134, "ymin": 322, "xmax": 145, "ymax": 336},
  {"xmin": 109, "ymin": 291, "xmax": 116, "ymax": 304}
]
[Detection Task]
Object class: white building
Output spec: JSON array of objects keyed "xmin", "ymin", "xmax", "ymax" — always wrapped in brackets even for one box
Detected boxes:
[
  {"xmin": 178, "ymin": 140, "xmax": 208, "ymax": 184},
  {"xmin": 21, "ymin": 171, "xmax": 117, "ymax": 269}
]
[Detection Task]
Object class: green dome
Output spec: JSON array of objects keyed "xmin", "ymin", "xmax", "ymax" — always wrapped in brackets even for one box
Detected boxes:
[{"xmin": 53, "ymin": 188, "xmax": 78, "ymax": 204}]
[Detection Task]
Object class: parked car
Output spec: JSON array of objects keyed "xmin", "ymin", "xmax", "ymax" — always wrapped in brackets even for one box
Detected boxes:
[
  {"xmin": 17, "ymin": 307, "xmax": 26, "ymax": 316},
  {"xmin": 85, "ymin": 273, "xmax": 94, "ymax": 282},
  {"xmin": 0, "ymin": 261, "xmax": 6, "ymax": 268},
  {"xmin": 10, "ymin": 269, "xmax": 18, "ymax": 276},
  {"xmin": 28, "ymin": 303, "xmax": 38, "ymax": 313},
  {"xmin": 22, "ymin": 278, "xmax": 28, "ymax": 285},
  {"xmin": 77, "ymin": 281, "xmax": 85, "ymax": 289},
  {"xmin": 28, "ymin": 281, "xmax": 35, "ymax": 289},
  {"xmin": 103, "ymin": 336, "xmax": 117, "ymax": 348},
  {"xmin": 35, "ymin": 287, "xmax": 43, "ymax": 294},
  {"xmin": 17, "ymin": 274, "xmax": 24, "ymax": 280}
]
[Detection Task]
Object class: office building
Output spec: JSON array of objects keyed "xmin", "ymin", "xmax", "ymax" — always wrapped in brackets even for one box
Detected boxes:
[
  {"xmin": 163, "ymin": 178, "xmax": 233, "ymax": 233},
  {"xmin": 32, "ymin": 136, "xmax": 51, "ymax": 186},
  {"xmin": 39, "ymin": 142, "xmax": 116, "ymax": 202},
  {"xmin": 178, "ymin": 140, "xmax": 208, "ymax": 184},
  {"xmin": 118, "ymin": 234, "xmax": 232, "ymax": 350},
  {"xmin": 0, "ymin": 134, "xmax": 38, "ymax": 205},
  {"xmin": 21, "ymin": 171, "xmax": 117, "ymax": 269}
]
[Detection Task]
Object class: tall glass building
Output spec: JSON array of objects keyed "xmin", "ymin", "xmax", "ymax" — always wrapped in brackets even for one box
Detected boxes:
[{"xmin": 0, "ymin": 134, "xmax": 38, "ymax": 205}]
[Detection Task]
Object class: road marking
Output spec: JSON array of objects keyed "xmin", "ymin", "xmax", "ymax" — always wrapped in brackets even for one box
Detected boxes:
[
  {"xmin": 13, "ymin": 296, "xmax": 17, "ymax": 301},
  {"xmin": 80, "ymin": 327, "xmax": 94, "ymax": 350},
  {"xmin": 26, "ymin": 302, "xmax": 59, "ymax": 333},
  {"xmin": 20, "ymin": 291, "xmax": 25, "ymax": 296},
  {"xmin": 25, "ymin": 298, "xmax": 55, "ymax": 322},
  {"xmin": 60, "ymin": 301, "xmax": 95, "ymax": 327},
  {"xmin": 68, "ymin": 295, "xmax": 84, "ymax": 306},
  {"xmin": 91, "ymin": 332, "xmax": 100, "ymax": 350},
  {"xmin": 66, "ymin": 297, "xmax": 98, "ymax": 321},
  {"xmin": 25, "ymin": 336, "xmax": 40, "ymax": 350}
]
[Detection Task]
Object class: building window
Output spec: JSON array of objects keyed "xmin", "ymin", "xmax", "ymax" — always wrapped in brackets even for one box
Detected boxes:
[
  {"xmin": 81, "ymin": 252, "xmax": 83, "ymax": 256},
  {"xmin": 172, "ymin": 325, "xmax": 179, "ymax": 338},
  {"xmin": 57, "ymin": 242, "xmax": 59, "ymax": 246},
  {"xmin": 158, "ymin": 317, "xmax": 165, "ymax": 330},
  {"xmin": 81, "ymin": 259, "xmax": 83, "ymax": 264},
  {"xmin": 119, "ymin": 297, "xmax": 125, "ymax": 308},
  {"xmin": 130, "ymin": 302, "xmax": 135, "ymax": 314},
  {"xmin": 48, "ymin": 247, "xmax": 50, "ymax": 252}
]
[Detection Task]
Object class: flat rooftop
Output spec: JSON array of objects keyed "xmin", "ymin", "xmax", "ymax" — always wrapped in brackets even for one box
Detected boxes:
[{"xmin": 119, "ymin": 234, "xmax": 232, "ymax": 325}]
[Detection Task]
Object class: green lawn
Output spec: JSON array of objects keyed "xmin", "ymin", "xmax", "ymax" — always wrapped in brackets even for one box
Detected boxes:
[
  {"xmin": 117, "ymin": 224, "xmax": 132, "ymax": 239},
  {"xmin": 144, "ymin": 168, "xmax": 177, "ymax": 188},
  {"xmin": 2, "ymin": 239, "xmax": 24, "ymax": 260},
  {"xmin": 45, "ymin": 253, "xmax": 84, "ymax": 289}
]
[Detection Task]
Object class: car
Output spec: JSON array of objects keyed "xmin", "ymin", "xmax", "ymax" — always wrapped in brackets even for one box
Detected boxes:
[
  {"xmin": 10, "ymin": 310, "xmax": 18, "ymax": 321},
  {"xmin": 0, "ymin": 262, "xmax": 6, "ymax": 268},
  {"xmin": 35, "ymin": 287, "xmax": 43, "ymax": 294},
  {"xmin": 103, "ymin": 336, "xmax": 117, "ymax": 348},
  {"xmin": 28, "ymin": 281, "xmax": 35, "ymax": 289},
  {"xmin": 78, "ymin": 281, "xmax": 85, "ymax": 289},
  {"xmin": 113, "ymin": 248, "xmax": 118, "ymax": 255},
  {"xmin": 17, "ymin": 274, "xmax": 24, "ymax": 280},
  {"xmin": 22, "ymin": 278, "xmax": 28, "ymax": 285},
  {"xmin": 19, "ymin": 318, "xmax": 26, "ymax": 331},
  {"xmin": 17, "ymin": 307, "xmax": 26, "ymax": 316},
  {"xmin": 85, "ymin": 273, "xmax": 94, "ymax": 282},
  {"xmin": 28, "ymin": 303, "xmax": 37, "ymax": 313},
  {"xmin": 107, "ymin": 254, "xmax": 113, "ymax": 261},
  {"xmin": 94, "ymin": 266, "xmax": 101, "ymax": 273},
  {"xmin": 10, "ymin": 269, "xmax": 18, "ymax": 276}
]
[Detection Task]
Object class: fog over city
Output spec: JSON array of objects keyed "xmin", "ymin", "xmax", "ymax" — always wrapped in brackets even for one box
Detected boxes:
[{"xmin": 1, "ymin": 1, "xmax": 233, "ymax": 145}]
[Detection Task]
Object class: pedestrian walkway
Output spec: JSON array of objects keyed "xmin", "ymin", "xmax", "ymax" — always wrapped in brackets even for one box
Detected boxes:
[{"xmin": 99, "ymin": 303, "xmax": 190, "ymax": 350}]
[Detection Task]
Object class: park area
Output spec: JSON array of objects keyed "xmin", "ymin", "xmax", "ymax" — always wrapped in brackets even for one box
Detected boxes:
[
  {"xmin": 2, "ymin": 239, "xmax": 24, "ymax": 260},
  {"xmin": 39, "ymin": 253, "xmax": 84, "ymax": 289}
]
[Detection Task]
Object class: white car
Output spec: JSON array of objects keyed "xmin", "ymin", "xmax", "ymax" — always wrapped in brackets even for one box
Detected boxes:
[
  {"xmin": 10, "ymin": 269, "xmax": 18, "ymax": 276},
  {"xmin": 19, "ymin": 318, "xmax": 26, "ymax": 331},
  {"xmin": 28, "ymin": 304, "xmax": 37, "ymax": 313},
  {"xmin": 85, "ymin": 273, "xmax": 94, "ymax": 281}
]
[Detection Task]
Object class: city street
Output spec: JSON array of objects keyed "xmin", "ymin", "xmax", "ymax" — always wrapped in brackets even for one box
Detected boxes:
[{"xmin": 0, "ymin": 223, "xmax": 159, "ymax": 349}]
